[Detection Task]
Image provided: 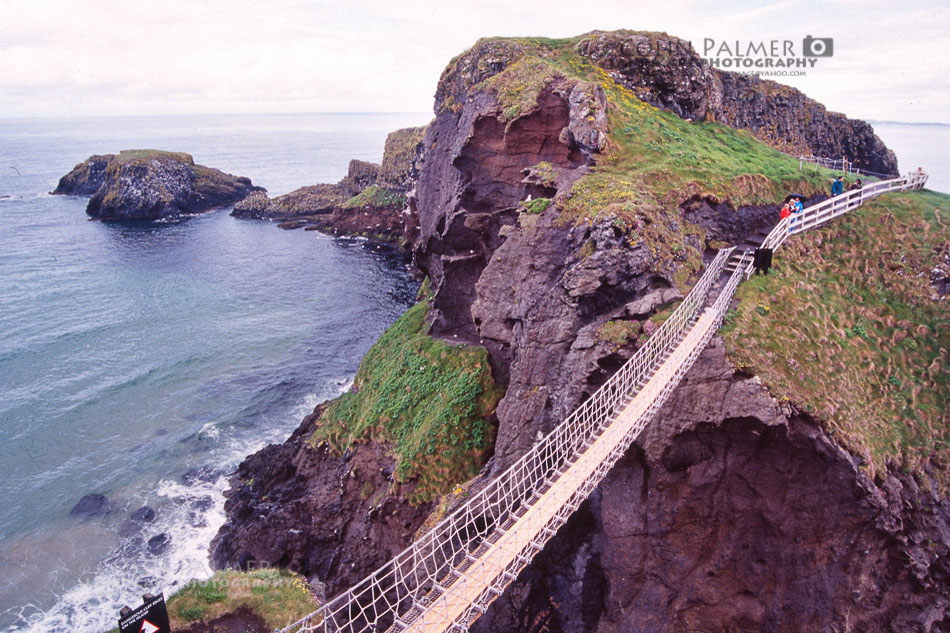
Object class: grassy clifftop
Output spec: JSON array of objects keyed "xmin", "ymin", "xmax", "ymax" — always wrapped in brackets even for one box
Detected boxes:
[
  {"xmin": 441, "ymin": 35, "xmax": 847, "ymax": 224},
  {"xmin": 722, "ymin": 190, "xmax": 949, "ymax": 490}
]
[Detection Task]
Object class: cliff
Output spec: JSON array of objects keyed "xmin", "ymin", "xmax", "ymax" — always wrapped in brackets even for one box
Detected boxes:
[
  {"xmin": 210, "ymin": 30, "xmax": 946, "ymax": 632},
  {"xmin": 53, "ymin": 150, "xmax": 263, "ymax": 220},
  {"xmin": 574, "ymin": 31, "xmax": 898, "ymax": 174}
]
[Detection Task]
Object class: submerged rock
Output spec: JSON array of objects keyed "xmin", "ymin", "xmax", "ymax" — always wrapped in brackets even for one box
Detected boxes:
[
  {"xmin": 130, "ymin": 505, "xmax": 156, "ymax": 523},
  {"xmin": 53, "ymin": 150, "xmax": 264, "ymax": 221},
  {"xmin": 147, "ymin": 532, "xmax": 171, "ymax": 555},
  {"xmin": 69, "ymin": 493, "xmax": 114, "ymax": 517}
]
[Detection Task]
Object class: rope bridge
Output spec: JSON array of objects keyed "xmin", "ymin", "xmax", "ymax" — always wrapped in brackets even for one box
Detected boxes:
[{"xmin": 280, "ymin": 171, "xmax": 928, "ymax": 633}]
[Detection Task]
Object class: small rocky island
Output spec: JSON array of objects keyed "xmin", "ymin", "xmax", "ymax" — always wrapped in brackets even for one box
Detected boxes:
[{"xmin": 53, "ymin": 150, "xmax": 264, "ymax": 220}]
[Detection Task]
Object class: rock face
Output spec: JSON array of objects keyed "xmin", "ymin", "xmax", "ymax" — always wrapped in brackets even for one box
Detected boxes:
[
  {"xmin": 53, "ymin": 150, "xmax": 264, "ymax": 220},
  {"xmin": 575, "ymin": 31, "xmax": 898, "ymax": 174},
  {"xmin": 210, "ymin": 406, "xmax": 433, "ymax": 597},
  {"xmin": 212, "ymin": 30, "xmax": 944, "ymax": 632},
  {"xmin": 469, "ymin": 339, "xmax": 950, "ymax": 633}
]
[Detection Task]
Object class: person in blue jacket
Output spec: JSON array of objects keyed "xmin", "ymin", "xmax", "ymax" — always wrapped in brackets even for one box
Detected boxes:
[{"xmin": 831, "ymin": 176, "xmax": 844, "ymax": 196}]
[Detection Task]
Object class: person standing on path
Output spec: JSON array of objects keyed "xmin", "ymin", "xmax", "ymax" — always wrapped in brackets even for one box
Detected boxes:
[{"xmin": 831, "ymin": 176, "xmax": 844, "ymax": 196}]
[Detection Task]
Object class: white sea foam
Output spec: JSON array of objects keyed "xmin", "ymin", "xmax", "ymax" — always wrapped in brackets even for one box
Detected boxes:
[{"xmin": 5, "ymin": 381, "xmax": 353, "ymax": 633}]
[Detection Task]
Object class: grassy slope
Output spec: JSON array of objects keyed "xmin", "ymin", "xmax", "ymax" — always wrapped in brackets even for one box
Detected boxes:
[
  {"xmin": 166, "ymin": 569, "xmax": 316, "ymax": 629},
  {"xmin": 721, "ymin": 190, "xmax": 949, "ymax": 490},
  {"xmin": 341, "ymin": 184, "xmax": 407, "ymax": 210},
  {"xmin": 310, "ymin": 297, "xmax": 504, "ymax": 503},
  {"xmin": 111, "ymin": 149, "xmax": 194, "ymax": 165}
]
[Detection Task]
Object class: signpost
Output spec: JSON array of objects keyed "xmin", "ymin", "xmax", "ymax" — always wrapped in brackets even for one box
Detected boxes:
[{"xmin": 118, "ymin": 593, "xmax": 170, "ymax": 633}]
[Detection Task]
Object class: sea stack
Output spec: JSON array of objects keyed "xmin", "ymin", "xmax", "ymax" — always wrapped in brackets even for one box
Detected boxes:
[{"xmin": 53, "ymin": 150, "xmax": 264, "ymax": 221}]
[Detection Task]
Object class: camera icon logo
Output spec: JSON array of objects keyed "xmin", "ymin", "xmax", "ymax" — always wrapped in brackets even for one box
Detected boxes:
[{"xmin": 803, "ymin": 36, "xmax": 834, "ymax": 57}]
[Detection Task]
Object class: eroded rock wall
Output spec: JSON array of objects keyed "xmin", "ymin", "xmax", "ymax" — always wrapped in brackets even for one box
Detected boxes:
[{"xmin": 469, "ymin": 339, "xmax": 950, "ymax": 633}]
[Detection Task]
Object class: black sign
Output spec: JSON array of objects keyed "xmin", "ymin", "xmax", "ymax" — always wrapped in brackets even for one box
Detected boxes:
[{"xmin": 118, "ymin": 594, "xmax": 170, "ymax": 633}]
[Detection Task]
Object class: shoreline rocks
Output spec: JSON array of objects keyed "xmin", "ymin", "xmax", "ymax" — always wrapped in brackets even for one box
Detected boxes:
[
  {"xmin": 53, "ymin": 150, "xmax": 264, "ymax": 221},
  {"xmin": 231, "ymin": 127, "xmax": 428, "ymax": 245}
]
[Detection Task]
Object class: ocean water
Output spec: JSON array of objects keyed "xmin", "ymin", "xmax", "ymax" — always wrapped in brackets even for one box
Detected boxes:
[
  {"xmin": 870, "ymin": 121, "xmax": 949, "ymax": 193},
  {"xmin": 0, "ymin": 113, "xmax": 429, "ymax": 632}
]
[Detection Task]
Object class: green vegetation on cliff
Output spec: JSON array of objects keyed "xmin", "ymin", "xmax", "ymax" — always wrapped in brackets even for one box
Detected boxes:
[
  {"xmin": 341, "ymin": 184, "xmax": 407, "ymax": 210},
  {"xmin": 462, "ymin": 35, "xmax": 845, "ymax": 216},
  {"xmin": 379, "ymin": 125, "xmax": 428, "ymax": 189},
  {"xmin": 311, "ymin": 298, "xmax": 504, "ymax": 503},
  {"xmin": 109, "ymin": 149, "xmax": 194, "ymax": 165},
  {"xmin": 440, "ymin": 34, "xmax": 858, "ymax": 293},
  {"xmin": 721, "ymin": 190, "xmax": 949, "ymax": 490},
  {"xmin": 166, "ymin": 569, "xmax": 315, "ymax": 629}
]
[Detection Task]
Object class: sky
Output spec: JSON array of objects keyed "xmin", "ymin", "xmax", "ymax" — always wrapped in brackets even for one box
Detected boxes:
[{"xmin": 0, "ymin": 0, "xmax": 947, "ymax": 123}]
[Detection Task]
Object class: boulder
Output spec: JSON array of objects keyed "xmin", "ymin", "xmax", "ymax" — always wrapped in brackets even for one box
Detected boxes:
[{"xmin": 69, "ymin": 493, "xmax": 113, "ymax": 517}]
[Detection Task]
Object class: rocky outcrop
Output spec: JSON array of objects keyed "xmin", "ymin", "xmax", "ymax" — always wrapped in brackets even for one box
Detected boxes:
[
  {"xmin": 231, "ymin": 160, "xmax": 380, "ymax": 220},
  {"xmin": 210, "ymin": 405, "xmax": 433, "ymax": 596},
  {"xmin": 231, "ymin": 159, "xmax": 408, "ymax": 243},
  {"xmin": 231, "ymin": 184, "xmax": 346, "ymax": 220},
  {"xmin": 378, "ymin": 126, "xmax": 428, "ymax": 192},
  {"xmin": 231, "ymin": 129, "xmax": 427, "ymax": 244},
  {"xmin": 212, "ymin": 29, "xmax": 944, "ymax": 633},
  {"xmin": 53, "ymin": 150, "xmax": 263, "ymax": 220},
  {"xmin": 575, "ymin": 30, "xmax": 898, "ymax": 174}
]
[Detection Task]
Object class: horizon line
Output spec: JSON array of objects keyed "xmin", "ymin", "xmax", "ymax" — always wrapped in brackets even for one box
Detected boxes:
[
  {"xmin": 0, "ymin": 111, "xmax": 433, "ymax": 121},
  {"xmin": 0, "ymin": 112, "xmax": 945, "ymax": 127}
]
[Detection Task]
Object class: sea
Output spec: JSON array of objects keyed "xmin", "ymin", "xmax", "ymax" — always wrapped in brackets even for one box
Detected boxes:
[
  {"xmin": 0, "ymin": 114, "xmax": 946, "ymax": 633},
  {"xmin": 0, "ymin": 113, "xmax": 429, "ymax": 632}
]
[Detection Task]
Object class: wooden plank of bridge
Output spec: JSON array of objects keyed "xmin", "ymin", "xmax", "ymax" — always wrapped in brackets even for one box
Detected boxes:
[{"xmin": 403, "ymin": 307, "xmax": 722, "ymax": 633}]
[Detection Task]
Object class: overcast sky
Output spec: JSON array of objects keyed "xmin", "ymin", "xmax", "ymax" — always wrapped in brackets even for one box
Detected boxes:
[{"xmin": 0, "ymin": 0, "xmax": 947, "ymax": 122}]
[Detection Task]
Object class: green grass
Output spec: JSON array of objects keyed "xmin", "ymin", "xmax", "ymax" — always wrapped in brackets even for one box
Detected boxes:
[
  {"xmin": 597, "ymin": 319, "xmax": 640, "ymax": 348},
  {"xmin": 166, "ymin": 569, "xmax": 315, "ymax": 630},
  {"xmin": 112, "ymin": 149, "xmax": 194, "ymax": 165},
  {"xmin": 341, "ymin": 184, "xmax": 407, "ymax": 210},
  {"xmin": 721, "ymin": 190, "xmax": 949, "ymax": 491},
  {"xmin": 310, "ymin": 298, "xmax": 504, "ymax": 503},
  {"xmin": 519, "ymin": 197, "xmax": 551, "ymax": 215}
]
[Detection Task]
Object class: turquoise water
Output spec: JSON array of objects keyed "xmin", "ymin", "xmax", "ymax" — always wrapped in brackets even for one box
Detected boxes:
[{"xmin": 0, "ymin": 113, "xmax": 428, "ymax": 632}]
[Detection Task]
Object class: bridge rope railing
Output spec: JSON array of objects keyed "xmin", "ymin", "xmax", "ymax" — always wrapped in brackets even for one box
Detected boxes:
[{"xmin": 280, "ymin": 171, "xmax": 928, "ymax": 633}]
